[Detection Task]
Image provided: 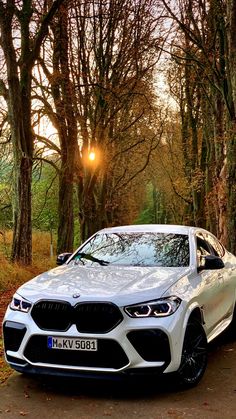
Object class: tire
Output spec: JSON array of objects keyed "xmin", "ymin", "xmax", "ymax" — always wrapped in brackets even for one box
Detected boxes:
[{"xmin": 176, "ymin": 319, "xmax": 208, "ymax": 388}]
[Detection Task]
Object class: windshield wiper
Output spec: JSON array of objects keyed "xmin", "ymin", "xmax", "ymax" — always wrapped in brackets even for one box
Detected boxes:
[{"xmin": 75, "ymin": 252, "xmax": 110, "ymax": 266}]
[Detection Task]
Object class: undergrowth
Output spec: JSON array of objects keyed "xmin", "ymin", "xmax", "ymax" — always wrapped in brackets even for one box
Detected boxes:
[
  {"xmin": 0, "ymin": 230, "xmax": 57, "ymax": 384},
  {"xmin": 0, "ymin": 339, "xmax": 12, "ymax": 384},
  {"xmin": 0, "ymin": 230, "xmax": 56, "ymax": 291}
]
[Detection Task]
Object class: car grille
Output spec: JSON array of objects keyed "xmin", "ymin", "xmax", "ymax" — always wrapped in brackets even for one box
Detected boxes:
[
  {"xmin": 74, "ymin": 302, "xmax": 122, "ymax": 333},
  {"xmin": 31, "ymin": 300, "xmax": 123, "ymax": 333},
  {"xmin": 31, "ymin": 301, "xmax": 72, "ymax": 331},
  {"xmin": 24, "ymin": 335, "xmax": 129, "ymax": 369}
]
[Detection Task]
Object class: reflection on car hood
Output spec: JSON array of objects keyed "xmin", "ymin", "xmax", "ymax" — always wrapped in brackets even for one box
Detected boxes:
[{"xmin": 17, "ymin": 263, "xmax": 192, "ymax": 306}]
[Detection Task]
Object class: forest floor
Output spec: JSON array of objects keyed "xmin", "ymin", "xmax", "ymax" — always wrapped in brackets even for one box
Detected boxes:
[{"xmin": 0, "ymin": 288, "xmax": 15, "ymax": 383}]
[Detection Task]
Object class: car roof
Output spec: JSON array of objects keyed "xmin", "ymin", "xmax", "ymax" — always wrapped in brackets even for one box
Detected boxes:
[{"xmin": 99, "ymin": 224, "xmax": 192, "ymax": 235}]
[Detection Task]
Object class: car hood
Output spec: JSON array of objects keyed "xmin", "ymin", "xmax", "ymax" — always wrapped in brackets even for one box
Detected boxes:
[{"xmin": 17, "ymin": 263, "xmax": 192, "ymax": 306}]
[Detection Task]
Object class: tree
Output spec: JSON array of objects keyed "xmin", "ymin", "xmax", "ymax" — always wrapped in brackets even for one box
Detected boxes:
[
  {"xmin": 161, "ymin": 0, "xmax": 236, "ymax": 252},
  {"xmin": 33, "ymin": 0, "xmax": 165, "ymax": 247},
  {"xmin": 37, "ymin": 2, "xmax": 78, "ymax": 253},
  {"xmin": 0, "ymin": 0, "xmax": 65, "ymax": 264},
  {"xmin": 70, "ymin": 0, "xmax": 164, "ymax": 241}
]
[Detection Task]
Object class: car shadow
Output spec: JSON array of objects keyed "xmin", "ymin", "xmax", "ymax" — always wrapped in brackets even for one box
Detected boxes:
[
  {"xmin": 28, "ymin": 373, "xmax": 172, "ymax": 399},
  {"xmin": 208, "ymin": 323, "xmax": 236, "ymax": 352}
]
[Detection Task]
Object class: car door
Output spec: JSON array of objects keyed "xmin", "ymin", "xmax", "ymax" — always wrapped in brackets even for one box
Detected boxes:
[
  {"xmin": 206, "ymin": 232, "xmax": 236, "ymax": 320},
  {"xmin": 196, "ymin": 233, "xmax": 226, "ymax": 334}
]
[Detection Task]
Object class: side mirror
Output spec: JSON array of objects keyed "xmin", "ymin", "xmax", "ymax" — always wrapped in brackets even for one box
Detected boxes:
[
  {"xmin": 56, "ymin": 252, "xmax": 72, "ymax": 266},
  {"xmin": 198, "ymin": 255, "xmax": 224, "ymax": 272}
]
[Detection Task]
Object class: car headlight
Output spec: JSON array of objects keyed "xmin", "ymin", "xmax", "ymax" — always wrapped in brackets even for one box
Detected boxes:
[
  {"xmin": 124, "ymin": 296, "xmax": 181, "ymax": 318},
  {"xmin": 10, "ymin": 294, "xmax": 32, "ymax": 313}
]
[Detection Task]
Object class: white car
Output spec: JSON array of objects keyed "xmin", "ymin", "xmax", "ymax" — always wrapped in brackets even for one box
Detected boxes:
[{"xmin": 3, "ymin": 225, "xmax": 236, "ymax": 387}]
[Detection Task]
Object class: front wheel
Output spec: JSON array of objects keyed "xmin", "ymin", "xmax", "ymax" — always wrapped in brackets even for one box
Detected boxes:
[{"xmin": 176, "ymin": 320, "xmax": 208, "ymax": 388}]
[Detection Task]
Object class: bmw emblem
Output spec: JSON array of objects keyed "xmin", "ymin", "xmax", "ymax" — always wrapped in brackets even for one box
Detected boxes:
[{"xmin": 73, "ymin": 293, "xmax": 80, "ymax": 299}]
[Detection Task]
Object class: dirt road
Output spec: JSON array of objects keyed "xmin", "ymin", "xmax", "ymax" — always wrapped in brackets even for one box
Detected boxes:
[{"xmin": 1, "ymin": 331, "xmax": 236, "ymax": 419}]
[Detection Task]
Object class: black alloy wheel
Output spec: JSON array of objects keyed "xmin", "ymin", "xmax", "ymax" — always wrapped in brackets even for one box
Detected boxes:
[{"xmin": 176, "ymin": 319, "xmax": 208, "ymax": 388}]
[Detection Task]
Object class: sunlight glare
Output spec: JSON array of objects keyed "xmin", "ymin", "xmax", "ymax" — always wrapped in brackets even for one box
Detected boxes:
[{"xmin": 88, "ymin": 151, "xmax": 96, "ymax": 161}]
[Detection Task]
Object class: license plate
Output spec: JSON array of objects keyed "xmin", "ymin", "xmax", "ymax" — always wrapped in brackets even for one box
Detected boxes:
[{"xmin": 47, "ymin": 336, "xmax": 98, "ymax": 351}]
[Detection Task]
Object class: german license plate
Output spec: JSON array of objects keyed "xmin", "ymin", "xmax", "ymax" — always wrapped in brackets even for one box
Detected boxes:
[{"xmin": 47, "ymin": 336, "xmax": 97, "ymax": 351}]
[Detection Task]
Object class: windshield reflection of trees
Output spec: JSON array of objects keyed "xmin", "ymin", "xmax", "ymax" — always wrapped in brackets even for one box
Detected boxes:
[{"xmin": 72, "ymin": 233, "xmax": 189, "ymax": 267}]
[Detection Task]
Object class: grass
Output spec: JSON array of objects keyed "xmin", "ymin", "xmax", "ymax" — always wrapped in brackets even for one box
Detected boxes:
[{"xmin": 0, "ymin": 230, "xmax": 57, "ymax": 384}]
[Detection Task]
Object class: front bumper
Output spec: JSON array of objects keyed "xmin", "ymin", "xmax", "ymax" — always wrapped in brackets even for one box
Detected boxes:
[{"xmin": 3, "ymin": 302, "xmax": 186, "ymax": 377}]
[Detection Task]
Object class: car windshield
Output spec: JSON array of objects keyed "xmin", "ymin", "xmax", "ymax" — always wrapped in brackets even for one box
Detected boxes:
[{"xmin": 71, "ymin": 232, "xmax": 190, "ymax": 267}]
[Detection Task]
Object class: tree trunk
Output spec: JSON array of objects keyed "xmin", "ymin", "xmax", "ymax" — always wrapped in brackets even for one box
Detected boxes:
[
  {"xmin": 227, "ymin": 1, "xmax": 236, "ymax": 253},
  {"xmin": 11, "ymin": 156, "xmax": 32, "ymax": 264},
  {"xmin": 227, "ymin": 123, "xmax": 236, "ymax": 253},
  {"xmin": 49, "ymin": 2, "xmax": 78, "ymax": 253},
  {"xmin": 78, "ymin": 173, "xmax": 100, "ymax": 242}
]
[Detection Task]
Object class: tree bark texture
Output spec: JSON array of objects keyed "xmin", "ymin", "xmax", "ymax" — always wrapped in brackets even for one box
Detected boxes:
[{"xmin": 227, "ymin": 1, "xmax": 236, "ymax": 254}]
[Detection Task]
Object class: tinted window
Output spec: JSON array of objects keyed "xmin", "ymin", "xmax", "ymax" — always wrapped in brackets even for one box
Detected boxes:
[{"xmin": 71, "ymin": 232, "xmax": 190, "ymax": 267}]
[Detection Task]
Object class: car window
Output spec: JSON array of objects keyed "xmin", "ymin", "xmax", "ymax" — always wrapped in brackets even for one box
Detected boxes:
[{"xmin": 71, "ymin": 232, "xmax": 190, "ymax": 267}]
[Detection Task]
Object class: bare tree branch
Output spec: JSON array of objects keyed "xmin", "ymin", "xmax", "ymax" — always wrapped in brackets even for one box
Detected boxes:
[
  {"xmin": 33, "ymin": 155, "xmax": 60, "ymax": 173},
  {"xmin": 28, "ymin": 0, "xmax": 66, "ymax": 68},
  {"xmin": 34, "ymin": 133, "xmax": 61, "ymax": 155},
  {"xmin": 114, "ymin": 132, "xmax": 163, "ymax": 191}
]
